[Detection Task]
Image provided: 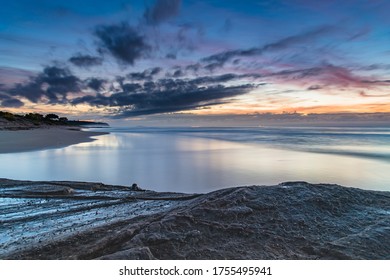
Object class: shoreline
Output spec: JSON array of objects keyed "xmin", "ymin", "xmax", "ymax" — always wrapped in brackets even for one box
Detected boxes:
[
  {"xmin": 0, "ymin": 127, "xmax": 107, "ymax": 154},
  {"xmin": 1, "ymin": 178, "xmax": 389, "ymax": 260}
]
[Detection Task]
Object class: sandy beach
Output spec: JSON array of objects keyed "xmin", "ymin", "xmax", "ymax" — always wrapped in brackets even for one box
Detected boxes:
[{"xmin": 0, "ymin": 127, "xmax": 107, "ymax": 154}]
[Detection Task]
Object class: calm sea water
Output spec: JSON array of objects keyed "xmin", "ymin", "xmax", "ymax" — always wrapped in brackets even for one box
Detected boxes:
[{"xmin": 1, "ymin": 127, "xmax": 389, "ymax": 193}]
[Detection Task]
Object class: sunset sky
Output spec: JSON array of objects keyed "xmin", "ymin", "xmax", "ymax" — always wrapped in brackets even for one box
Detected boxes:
[{"xmin": 1, "ymin": 0, "xmax": 390, "ymax": 125}]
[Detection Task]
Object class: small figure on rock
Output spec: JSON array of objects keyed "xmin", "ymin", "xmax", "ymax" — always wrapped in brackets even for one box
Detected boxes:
[{"xmin": 130, "ymin": 183, "xmax": 143, "ymax": 191}]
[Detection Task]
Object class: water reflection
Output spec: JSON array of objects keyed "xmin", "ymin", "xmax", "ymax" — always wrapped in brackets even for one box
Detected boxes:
[{"xmin": 0, "ymin": 132, "xmax": 389, "ymax": 193}]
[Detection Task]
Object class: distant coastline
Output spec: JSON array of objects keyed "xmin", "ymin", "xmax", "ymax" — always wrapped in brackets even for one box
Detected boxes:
[
  {"xmin": 0, "ymin": 111, "xmax": 109, "ymax": 153},
  {"xmin": 0, "ymin": 111, "xmax": 108, "ymax": 131}
]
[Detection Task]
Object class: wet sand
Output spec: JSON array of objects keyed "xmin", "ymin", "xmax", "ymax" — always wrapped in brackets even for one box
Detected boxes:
[
  {"xmin": 1, "ymin": 179, "xmax": 389, "ymax": 260},
  {"xmin": 0, "ymin": 127, "xmax": 107, "ymax": 153}
]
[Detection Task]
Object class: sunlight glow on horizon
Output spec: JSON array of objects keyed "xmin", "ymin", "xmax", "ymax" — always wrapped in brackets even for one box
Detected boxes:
[{"xmin": 1, "ymin": 0, "xmax": 390, "ymax": 123}]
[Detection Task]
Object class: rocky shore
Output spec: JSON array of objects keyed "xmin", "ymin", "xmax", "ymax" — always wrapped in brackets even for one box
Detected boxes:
[{"xmin": 0, "ymin": 179, "xmax": 389, "ymax": 260}]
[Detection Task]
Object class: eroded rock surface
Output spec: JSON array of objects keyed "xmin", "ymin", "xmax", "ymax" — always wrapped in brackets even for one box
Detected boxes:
[{"xmin": 1, "ymin": 179, "xmax": 389, "ymax": 259}]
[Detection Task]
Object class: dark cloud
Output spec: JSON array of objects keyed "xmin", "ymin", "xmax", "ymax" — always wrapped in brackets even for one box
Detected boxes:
[
  {"xmin": 70, "ymin": 94, "xmax": 109, "ymax": 107},
  {"xmin": 122, "ymin": 83, "xmax": 142, "ymax": 93},
  {"xmin": 202, "ymin": 25, "xmax": 336, "ymax": 68},
  {"xmin": 86, "ymin": 78, "xmax": 107, "ymax": 91},
  {"xmin": 144, "ymin": 0, "xmax": 181, "ymax": 25},
  {"xmin": 128, "ymin": 67, "xmax": 163, "ymax": 81},
  {"xmin": 9, "ymin": 81, "xmax": 43, "ymax": 103},
  {"xmin": 361, "ymin": 79, "xmax": 390, "ymax": 84},
  {"xmin": 8, "ymin": 66, "xmax": 80, "ymax": 103},
  {"xmin": 115, "ymin": 84, "xmax": 254, "ymax": 117},
  {"xmin": 94, "ymin": 22, "xmax": 151, "ymax": 65},
  {"xmin": 143, "ymin": 81, "xmax": 157, "ymax": 92},
  {"xmin": 0, "ymin": 92, "xmax": 24, "ymax": 107},
  {"xmin": 128, "ymin": 72, "xmax": 149, "ymax": 81},
  {"xmin": 69, "ymin": 54, "xmax": 103, "ymax": 68},
  {"xmin": 151, "ymin": 67, "xmax": 162, "ymax": 75},
  {"xmin": 0, "ymin": 92, "xmax": 9, "ymax": 99},
  {"xmin": 190, "ymin": 73, "xmax": 240, "ymax": 84},
  {"xmin": 204, "ymin": 62, "xmax": 225, "ymax": 72},
  {"xmin": 1, "ymin": 98, "xmax": 24, "ymax": 108},
  {"xmin": 360, "ymin": 64, "xmax": 390, "ymax": 71},
  {"xmin": 307, "ymin": 85, "xmax": 322, "ymax": 90},
  {"xmin": 173, "ymin": 69, "xmax": 184, "ymax": 77},
  {"xmin": 72, "ymin": 75, "xmax": 255, "ymax": 117},
  {"xmin": 185, "ymin": 63, "xmax": 201, "ymax": 72}
]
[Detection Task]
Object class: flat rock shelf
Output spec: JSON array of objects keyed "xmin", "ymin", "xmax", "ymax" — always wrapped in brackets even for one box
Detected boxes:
[{"xmin": 0, "ymin": 179, "xmax": 389, "ymax": 260}]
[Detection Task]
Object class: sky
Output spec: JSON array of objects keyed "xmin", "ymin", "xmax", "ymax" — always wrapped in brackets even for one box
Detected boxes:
[{"xmin": 1, "ymin": 0, "xmax": 390, "ymax": 126}]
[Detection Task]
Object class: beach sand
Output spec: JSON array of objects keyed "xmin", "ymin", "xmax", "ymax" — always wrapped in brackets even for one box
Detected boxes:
[{"xmin": 0, "ymin": 127, "xmax": 106, "ymax": 153}]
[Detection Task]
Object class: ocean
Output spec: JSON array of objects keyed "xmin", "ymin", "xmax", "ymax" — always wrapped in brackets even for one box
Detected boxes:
[{"xmin": 1, "ymin": 126, "xmax": 389, "ymax": 193}]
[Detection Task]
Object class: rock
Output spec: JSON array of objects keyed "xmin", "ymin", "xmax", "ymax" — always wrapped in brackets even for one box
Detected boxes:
[
  {"xmin": 25, "ymin": 185, "xmax": 75, "ymax": 196},
  {"xmin": 1, "ymin": 179, "xmax": 389, "ymax": 260},
  {"xmin": 106, "ymin": 183, "xmax": 390, "ymax": 259},
  {"xmin": 98, "ymin": 247, "xmax": 157, "ymax": 260},
  {"xmin": 130, "ymin": 183, "xmax": 143, "ymax": 191}
]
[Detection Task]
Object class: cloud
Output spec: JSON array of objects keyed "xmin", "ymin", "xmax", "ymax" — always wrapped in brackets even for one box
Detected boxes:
[
  {"xmin": 1, "ymin": 98, "xmax": 24, "ymax": 108},
  {"xmin": 8, "ymin": 66, "xmax": 80, "ymax": 103},
  {"xmin": 360, "ymin": 64, "xmax": 390, "ymax": 71},
  {"xmin": 185, "ymin": 63, "xmax": 201, "ymax": 72},
  {"xmin": 71, "ymin": 75, "xmax": 255, "ymax": 117},
  {"xmin": 86, "ymin": 78, "xmax": 107, "ymax": 91},
  {"xmin": 361, "ymin": 79, "xmax": 390, "ymax": 84},
  {"xmin": 115, "ymin": 84, "xmax": 254, "ymax": 117},
  {"xmin": 359, "ymin": 91, "xmax": 390, "ymax": 98},
  {"xmin": 269, "ymin": 67, "xmax": 322, "ymax": 79},
  {"xmin": 204, "ymin": 62, "xmax": 225, "ymax": 72},
  {"xmin": 151, "ymin": 67, "xmax": 162, "ymax": 75},
  {"xmin": 69, "ymin": 54, "xmax": 103, "ymax": 68},
  {"xmin": 94, "ymin": 22, "xmax": 151, "ymax": 65},
  {"xmin": 173, "ymin": 69, "xmax": 184, "ymax": 77},
  {"xmin": 307, "ymin": 85, "xmax": 322, "ymax": 90},
  {"xmin": 0, "ymin": 66, "xmax": 37, "ymax": 86},
  {"xmin": 0, "ymin": 92, "xmax": 24, "ymax": 107},
  {"xmin": 144, "ymin": 0, "xmax": 181, "ymax": 25},
  {"xmin": 127, "ymin": 67, "xmax": 163, "ymax": 81},
  {"xmin": 189, "ymin": 73, "xmax": 241, "ymax": 84},
  {"xmin": 316, "ymin": 64, "xmax": 369, "ymax": 88},
  {"xmin": 202, "ymin": 25, "xmax": 336, "ymax": 68},
  {"xmin": 128, "ymin": 72, "xmax": 150, "ymax": 81},
  {"xmin": 121, "ymin": 83, "xmax": 142, "ymax": 93}
]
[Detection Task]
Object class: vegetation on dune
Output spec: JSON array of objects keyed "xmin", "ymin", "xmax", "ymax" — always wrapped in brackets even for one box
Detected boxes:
[{"xmin": 0, "ymin": 111, "xmax": 108, "ymax": 128}]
